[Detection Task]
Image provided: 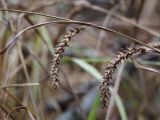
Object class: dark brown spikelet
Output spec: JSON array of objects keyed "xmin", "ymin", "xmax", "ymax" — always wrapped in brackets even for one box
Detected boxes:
[
  {"xmin": 99, "ymin": 47, "xmax": 144, "ymax": 107},
  {"xmin": 50, "ymin": 26, "xmax": 85, "ymax": 89}
]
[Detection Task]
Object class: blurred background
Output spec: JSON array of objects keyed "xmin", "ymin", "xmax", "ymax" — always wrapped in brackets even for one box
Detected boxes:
[{"xmin": 0, "ymin": 0, "xmax": 160, "ymax": 120}]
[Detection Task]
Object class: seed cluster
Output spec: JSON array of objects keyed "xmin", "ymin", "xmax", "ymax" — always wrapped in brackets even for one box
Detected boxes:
[
  {"xmin": 100, "ymin": 47, "xmax": 144, "ymax": 107},
  {"xmin": 50, "ymin": 26, "xmax": 85, "ymax": 89}
]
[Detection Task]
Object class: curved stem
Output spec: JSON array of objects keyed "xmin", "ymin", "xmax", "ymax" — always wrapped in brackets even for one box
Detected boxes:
[{"xmin": 0, "ymin": 20, "xmax": 160, "ymax": 55}]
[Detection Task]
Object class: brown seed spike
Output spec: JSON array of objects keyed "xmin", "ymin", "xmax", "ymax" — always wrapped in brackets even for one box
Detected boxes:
[
  {"xmin": 50, "ymin": 26, "xmax": 85, "ymax": 89},
  {"xmin": 99, "ymin": 47, "xmax": 143, "ymax": 107}
]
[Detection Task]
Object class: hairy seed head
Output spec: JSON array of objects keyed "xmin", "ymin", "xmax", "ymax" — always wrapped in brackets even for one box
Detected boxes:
[
  {"xmin": 50, "ymin": 26, "xmax": 85, "ymax": 89},
  {"xmin": 99, "ymin": 47, "xmax": 143, "ymax": 107}
]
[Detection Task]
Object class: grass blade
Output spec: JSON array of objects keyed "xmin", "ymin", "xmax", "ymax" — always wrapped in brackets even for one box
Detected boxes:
[{"xmin": 87, "ymin": 93, "xmax": 100, "ymax": 120}]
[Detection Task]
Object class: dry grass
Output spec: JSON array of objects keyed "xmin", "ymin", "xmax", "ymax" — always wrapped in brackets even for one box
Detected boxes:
[{"xmin": 0, "ymin": 0, "xmax": 160, "ymax": 120}]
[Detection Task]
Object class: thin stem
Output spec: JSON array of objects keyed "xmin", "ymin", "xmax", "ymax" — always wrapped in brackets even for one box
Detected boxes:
[{"xmin": 0, "ymin": 20, "xmax": 160, "ymax": 55}]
